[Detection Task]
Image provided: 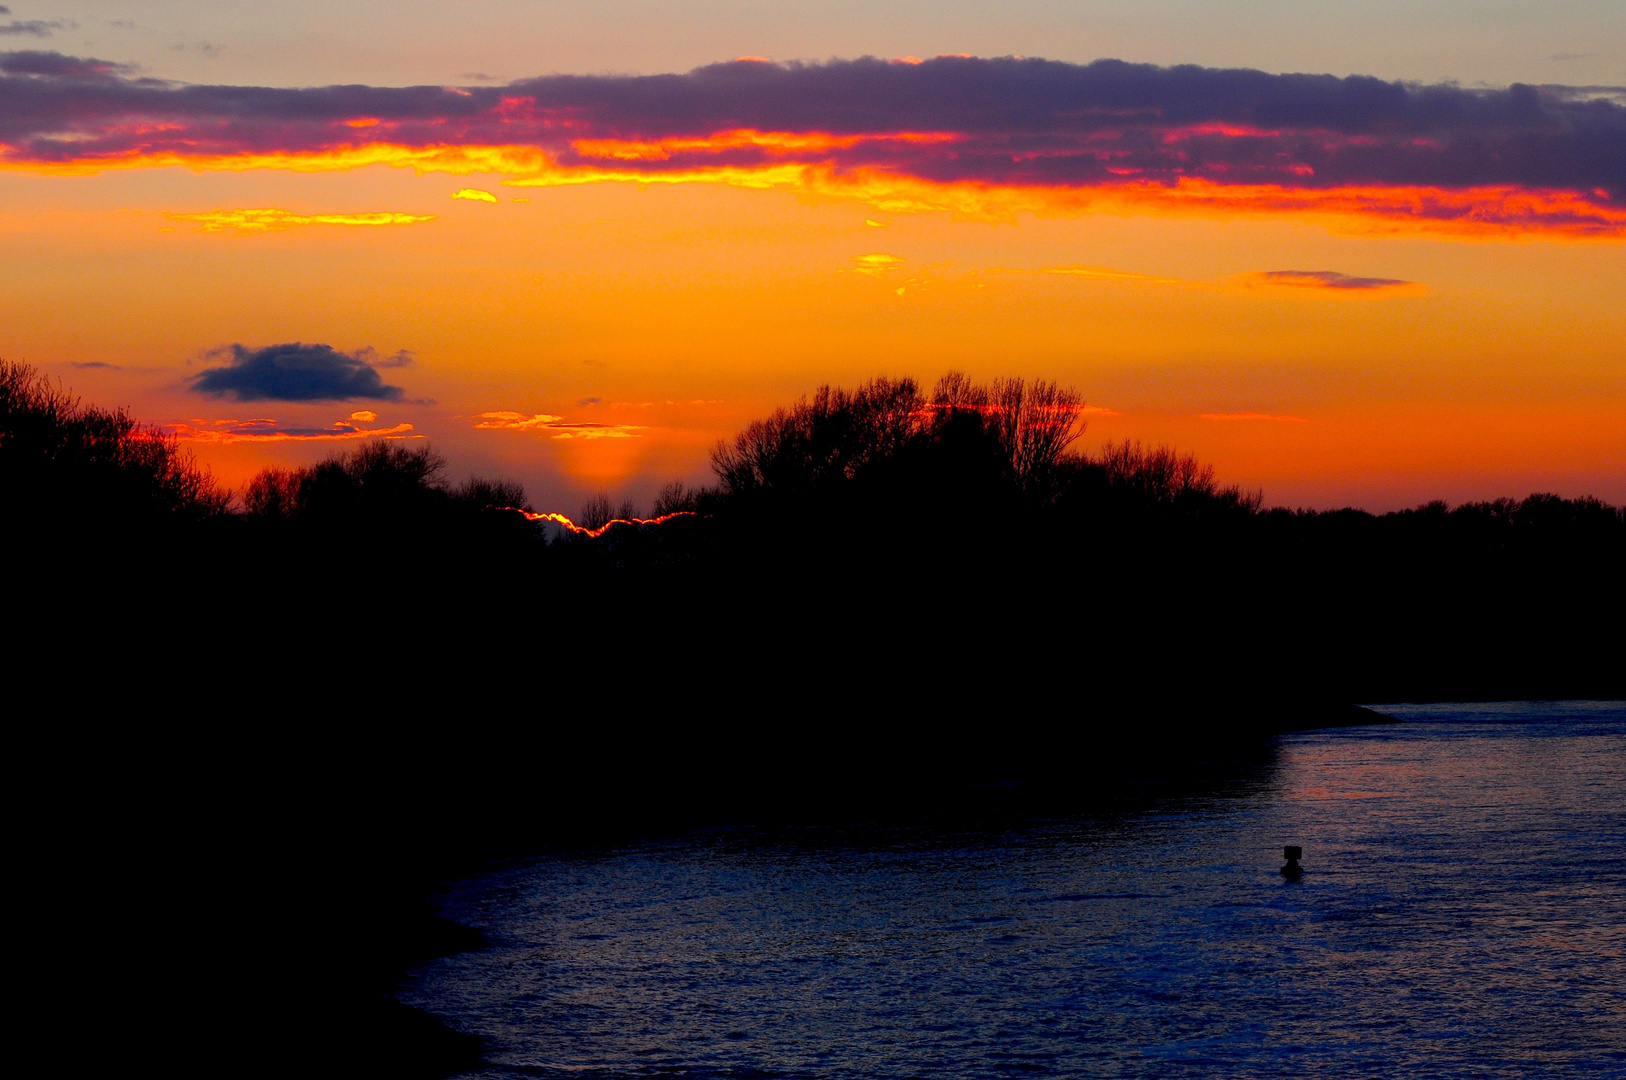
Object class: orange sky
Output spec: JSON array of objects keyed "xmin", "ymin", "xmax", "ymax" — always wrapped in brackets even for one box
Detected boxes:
[{"xmin": 2, "ymin": 52, "xmax": 1622, "ymax": 512}]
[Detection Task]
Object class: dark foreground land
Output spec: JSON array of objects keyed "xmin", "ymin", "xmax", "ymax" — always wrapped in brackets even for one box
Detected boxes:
[
  {"xmin": 7, "ymin": 359, "xmax": 1622, "ymax": 703},
  {"xmin": 5, "ymin": 359, "xmax": 1622, "ymax": 1076}
]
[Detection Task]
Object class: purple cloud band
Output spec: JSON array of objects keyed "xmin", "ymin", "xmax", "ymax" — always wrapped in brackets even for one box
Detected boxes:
[{"xmin": 2, "ymin": 51, "xmax": 1621, "ymax": 205}]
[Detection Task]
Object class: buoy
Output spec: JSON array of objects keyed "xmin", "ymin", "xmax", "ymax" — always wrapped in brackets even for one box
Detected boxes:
[{"xmin": 1282, "ymin": 845, "xmax": 1304, "ymax": 880}]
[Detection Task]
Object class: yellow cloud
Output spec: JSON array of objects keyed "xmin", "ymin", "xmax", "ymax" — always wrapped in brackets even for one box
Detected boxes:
[
  {"xmin": 854, "ymin": 252, "xmax": 905, "ymax": 275},
  {"xmin": 168, "ymin": 416, "xmax": 416, "ymax": 443},
  {"xmin": 474, "ymin": 411, "xmax": 565, "ymax": 429},
  {"xmin": 451, "ymin": 188, "xmax": 498, "ymax": 202},
  {"xmin": 1043, "ymin": 265, "xmax": 1183, "ymax": 284},
  {"xmin": 168, "ymin": 208, "xmax": 435, "ymax": 233},
  {"xmin": 474, "ymin": 411, "xmax": 646, "ymax": 440}
]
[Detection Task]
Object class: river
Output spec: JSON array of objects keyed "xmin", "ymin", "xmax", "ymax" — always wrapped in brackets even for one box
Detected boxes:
[{"xmin": 400, "ymin": 702, "xmax": 1625, "ymax": 1078}]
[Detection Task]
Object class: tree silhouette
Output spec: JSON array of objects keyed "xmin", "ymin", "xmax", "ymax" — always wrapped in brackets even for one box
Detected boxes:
[{"xmin": 1, "ymin": 359, "xmax": 227, "ymax": 538}]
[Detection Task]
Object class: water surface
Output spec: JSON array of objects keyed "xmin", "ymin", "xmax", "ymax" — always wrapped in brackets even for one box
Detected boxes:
[{"xmin": 404, "ymin": 703, "xmax": 1626, "ymax": 1078}]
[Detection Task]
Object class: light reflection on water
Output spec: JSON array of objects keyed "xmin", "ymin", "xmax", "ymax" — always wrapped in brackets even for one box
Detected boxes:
[{"xmin": 404, "ymin": 703, "xmax": 1626, "ymax": 1078}]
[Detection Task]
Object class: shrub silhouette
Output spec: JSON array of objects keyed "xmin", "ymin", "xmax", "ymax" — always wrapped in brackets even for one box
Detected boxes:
[
  {"xmin": 1, "ymin": 359, "xmax": 227, "ymax": 539},
  {"xmin": 454, "ymin": 476, "xmax": 528, "ymax": 513},
  {"xmin": 242, "ymin": 443, "xmax": 532, "ymax": 525},
  {"xmin": 236, "ymin": 440, "xmax": 543, "ymax": 578},
  {"xmin": 712, "ymin": 376, "xmax": 926, "ymax": 497},
  {"xmin": 1084, "ymin": 440, "xmax": 1261, "ymax": 516}
]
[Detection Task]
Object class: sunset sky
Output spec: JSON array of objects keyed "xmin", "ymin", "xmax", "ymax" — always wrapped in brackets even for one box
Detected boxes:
[{"xmin": 3, "ymin": 1, "xmax": 1622, "ymax": 511}]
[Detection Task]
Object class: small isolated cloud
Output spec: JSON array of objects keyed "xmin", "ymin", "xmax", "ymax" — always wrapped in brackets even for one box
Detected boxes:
[
  {"xmin": 193, "ymin": 343, "xmax": 411, "ymax": 402},
  {"xmin": 451, "ymin": 188, "xmax": 497, "ymax": 202},
  {"xmin": 1, "ymin": 18, "xmax": 73, "ymax": 37},
  {"xmin": 70, "ymin": 360, "xmax": 120, "ymax": 370},
  {"xmin": 854, "ymin": 253, "xmax": 904, "ymax": 275},
  {"xmin": 1043, "ymin": 265, "xmax": 1182, "ymax": 284},
  {"xmin": 361, "ymin": 347, "xmax": 414, "ymax": 368},
  {"xmin": 577, "ymin": 396, "xmax": 602, "ymax": 406},
  {"xmin": 1249, "ymin": 269, "xmax": 1421, "ymax": 293},
  {"xmin": 170, "ymin": 40, "xmax": 224, "ymax": 57},
  {"xmin": 475, "ymin": 411, "xmax": 646, "ymax": 440},
  {"xmin": 169, "ymin": 411, "xmax": 416, "ymax": 444},
  {"xmin": 1200, "ymin": 412, "xmax": 1308, "ymax": 423},
  {"xmin": 168, "ymin": 208, "xmax": 435, "ymax": 233},
  {"xmin": 1078, "ymin": 404, "xmax": 1121, "ymax": 416},
  {"xmin": 865, "ymin": 219, "xmax": 886, "ymax": 227},
  {"xmin": 474, "ymin": 411, "xmax": 564, "ymax": 429},
  {"xmin": 460, "ymin": 72, "xmax": 498, "ymax": 82}
]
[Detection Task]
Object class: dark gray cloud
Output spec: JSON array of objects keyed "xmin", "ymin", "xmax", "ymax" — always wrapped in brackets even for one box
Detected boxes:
[
  {"xmin": 1260, "ymin": 270, "xmax": 1415, "ymax": 290},
  {"xmin": 1, "ymin": 49, "xmax": 137, "ymax": 78},
  {"xmin": 0, "ymin": 18, "xmax": 71, "ymax": 37},
  {"xmin": 70, "ymin": 360, "xmax": 120, "ymax": 369},
  {"xmin": 2, "ymin": 51, "xmax": 1622, "ymax": 224},
  {"xmin": 192, "ymin": 343, "xmax": 409, "ymax": 402}
]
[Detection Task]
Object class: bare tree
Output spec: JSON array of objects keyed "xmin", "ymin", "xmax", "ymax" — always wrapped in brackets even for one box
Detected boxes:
[
  {"xmin": 712, "ymin": 377, "xmax": 924, "ymax": 494},
  {"xmin": 580, "ymin": 493, "xmax": 615, "ymax": 530},
  {"xmin": 930, "ymin": 371, "xmax": 1086, "ymax": 492},
  {"xmin": 653, "ymin": 480, "xmax": 702, "ymax": 516},
  {"xmin": 243, "ymin": 468, "xmax": 301, "ymax": 518}
]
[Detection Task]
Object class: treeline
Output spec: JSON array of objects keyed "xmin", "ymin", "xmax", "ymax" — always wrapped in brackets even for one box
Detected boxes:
[{"xmin": 5, "ymin": 359, "xmax": 1622, "ymax": 701}]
